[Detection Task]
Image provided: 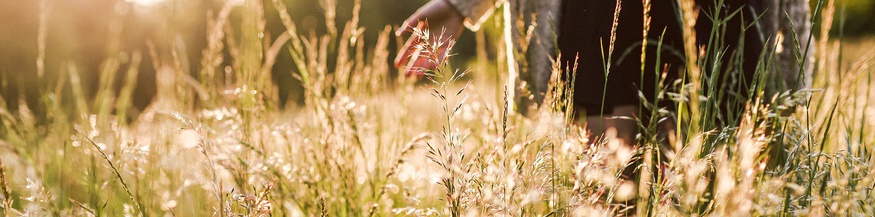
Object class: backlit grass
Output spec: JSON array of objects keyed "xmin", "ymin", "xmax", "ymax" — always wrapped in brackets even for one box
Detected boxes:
[{"xmin": 0, "ymin": 0, "xmax": 873, "ymax": 216}]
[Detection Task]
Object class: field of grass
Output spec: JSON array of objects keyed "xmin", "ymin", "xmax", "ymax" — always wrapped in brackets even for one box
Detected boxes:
[{"xmin": 0, "ymin": 0, "xmax": 874, "ymax": 216}]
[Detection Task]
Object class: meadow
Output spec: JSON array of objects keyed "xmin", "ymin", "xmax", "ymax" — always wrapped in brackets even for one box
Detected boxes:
[{"xmin": 0, "ymin": 0, "xmax": 873, "ymax": 216}]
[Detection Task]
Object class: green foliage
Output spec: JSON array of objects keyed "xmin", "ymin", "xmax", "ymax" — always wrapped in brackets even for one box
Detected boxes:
[
  {"xmin": 0, "ymin": 0, "xmax": 873, "ymax": 216},
  {"xmin": 834, "ymin": 0, "xmax": 875, "ymax": 36}
]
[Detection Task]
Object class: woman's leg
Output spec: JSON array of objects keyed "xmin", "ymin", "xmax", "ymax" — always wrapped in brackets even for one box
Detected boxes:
[{"xmin": 584, "ymin": 105, "xmax": 639, "ymax": 147}]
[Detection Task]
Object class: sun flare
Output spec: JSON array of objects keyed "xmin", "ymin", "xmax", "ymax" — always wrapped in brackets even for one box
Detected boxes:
[{"xmin": 125, "ymin": 0, "xmax": 164, "ymax": 6}]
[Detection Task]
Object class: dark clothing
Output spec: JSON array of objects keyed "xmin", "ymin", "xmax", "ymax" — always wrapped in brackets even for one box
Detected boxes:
[{"xmin": 559, "ymin": 0, "xmax": 763, "ymax": 122}]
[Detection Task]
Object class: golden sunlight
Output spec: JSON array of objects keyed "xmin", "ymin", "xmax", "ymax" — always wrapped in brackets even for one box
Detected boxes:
[{"xmin": 124, "ymin": 0, "xmax": 164, "ymax": 7}]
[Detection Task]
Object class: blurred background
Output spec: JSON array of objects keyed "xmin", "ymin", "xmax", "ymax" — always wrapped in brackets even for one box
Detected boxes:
[{"xmin": 0, "ymin": 0, "xmax": 872, "ymax": 117}]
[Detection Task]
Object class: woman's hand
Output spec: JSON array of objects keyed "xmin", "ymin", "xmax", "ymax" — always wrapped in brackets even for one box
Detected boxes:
[{"xmin": 394, "ymin": 0, "xmax": 465, "ymax": 77}]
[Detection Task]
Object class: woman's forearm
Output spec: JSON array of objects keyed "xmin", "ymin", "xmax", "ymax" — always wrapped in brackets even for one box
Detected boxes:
[{"xmin": 443, "ymin": 0, "xmax": 504, "ymax": 31}]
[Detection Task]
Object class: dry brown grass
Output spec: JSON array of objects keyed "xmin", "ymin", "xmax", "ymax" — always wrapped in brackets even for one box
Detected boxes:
[{"xmin": 0, "ymin": 0, "xmax": 873, "ymax": 216}]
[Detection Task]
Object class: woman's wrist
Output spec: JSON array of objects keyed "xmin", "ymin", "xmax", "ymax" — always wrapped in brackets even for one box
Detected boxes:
[{"xmin": 440, "ymin": 0, "xmax": 465, "ymax": 20}]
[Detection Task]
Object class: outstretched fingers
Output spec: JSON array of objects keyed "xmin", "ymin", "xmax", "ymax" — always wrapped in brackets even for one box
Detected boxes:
[
  {"xmin": 394, "ymin": 21, "xmax": 426, "ymax": 69},
  {"xmin": 395, "ymin": 22, "xmax": 461, "ymax": 77}
]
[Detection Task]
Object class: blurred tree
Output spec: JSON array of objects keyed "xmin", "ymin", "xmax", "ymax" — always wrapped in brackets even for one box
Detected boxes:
[{"xmin": 1, "ymin": 0, "xmax": 869, "ymax": 120}]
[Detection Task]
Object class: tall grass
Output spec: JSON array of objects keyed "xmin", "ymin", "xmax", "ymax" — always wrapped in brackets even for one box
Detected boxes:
[{"xmin": 0, "ymin": 0, "xmax": 873, "ymax": 216}]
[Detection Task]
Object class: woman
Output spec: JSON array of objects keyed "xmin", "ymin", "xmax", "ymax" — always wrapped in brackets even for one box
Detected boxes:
[{"xmin": 395, "ymin": 0, "xmax": 809, "ymax": 145}]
